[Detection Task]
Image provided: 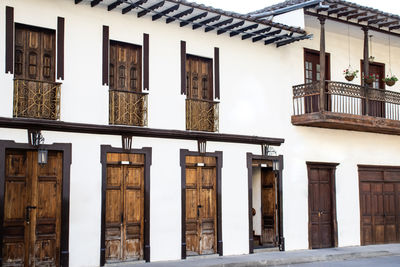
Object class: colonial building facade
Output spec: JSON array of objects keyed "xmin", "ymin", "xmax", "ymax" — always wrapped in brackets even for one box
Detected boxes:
[{"xmin": 0, "ymin": 0, "xmax": 399, "ymax": 266}]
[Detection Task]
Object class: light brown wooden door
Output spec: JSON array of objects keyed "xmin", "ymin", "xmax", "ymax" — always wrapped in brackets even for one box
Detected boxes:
[
  {"xmin": 186, "ymin": 55, "xmax": 213, "ymax": 101},
  {"xmin": 15, "ymin": 25, "xmax": 56, "ymax": 82},
  {"xmin": 109, "ymin": 41, "xmax": 142, "ymax": 92},
  {"xmin": 260, "ymin": 168, "xmax": 277, "ymax": 246},
  {"xmin": 308, "ymin": 164, "xmax": 337, "ymax": 249},
  {"xmin": 185, "ymin": 156, "xmax": 217, "ymax": 256},
  {"xmin": 359, "ymin": 166, "xmax": 400, "ymax": 245},
  {"xmin": 105, "ymin": 153, "xmax": 145, "ymax": 263},
  {"xmin": 2, "ymin": 149, "xmax": 62, "ymax": 267}
]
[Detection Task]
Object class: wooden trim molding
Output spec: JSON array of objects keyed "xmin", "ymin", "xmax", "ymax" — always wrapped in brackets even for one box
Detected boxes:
[
  {"xmin": 100, "ymin": 145, "xmax": 152, "ymax": 265},
  {"xmin": 181, "ymin": 40, "xmax": 186, "ymax": 95},
  {"xmin": 143, "ymin": 33, "xmax": 149, "ymax": 91},
  {"xmin": 102, "ymin": 25, "xmax": 109, "ymax": 86},
  {"xmin": 0, "ymin": 140, "xmax": 72, "ymax": 266},
  {"xmin": 214, "ymin": 47, "xmax": 220, "ymax": 99},
  {"xmin": 5, "ymin": 6, "xmax": 14, "ymax": 74},
  {"xmin": 57, "ymin": 17, "xmax": 65, "ymax": 80},
  {"xmin": 0, "ymin": 117, "xmax": 285, "ymax": 146},
  {"xmin": 180, "ymin": 149, "xmax": 223, "ymax": 259},
  {"xmin": 246, "ymin": 153, "xmax": 285, "ymax": 253}
]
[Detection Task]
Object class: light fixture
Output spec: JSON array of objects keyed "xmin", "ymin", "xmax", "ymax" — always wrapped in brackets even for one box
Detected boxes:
[
  {"xmin": 38, "ymin": 149, "xmax": 48, "ymax": 165},
  {"xmin": 272, "ymin": 160, "xmax": 280, "ymax": 171}
]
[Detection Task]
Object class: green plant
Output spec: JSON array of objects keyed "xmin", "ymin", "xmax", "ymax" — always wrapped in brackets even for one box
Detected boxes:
[
  {"xmin": 383, "ymin": 75, "xmax": 398, "ymax": 82},
  {"xmin": 343, "ymin": 68, "xmax": 359, "ymax": 78}
]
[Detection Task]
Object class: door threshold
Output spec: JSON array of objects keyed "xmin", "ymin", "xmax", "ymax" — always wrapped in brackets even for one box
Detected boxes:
[
  {"xmin": 254, "ymin": 246, "xmax": 280, "ymax": 253},
  {"xmin": 187, "ymin": 253, "xmax": 219, "ymax": 260},
  {"xmin": 105, "ymin": 260, "xmax": 145, "ymax": 266}
]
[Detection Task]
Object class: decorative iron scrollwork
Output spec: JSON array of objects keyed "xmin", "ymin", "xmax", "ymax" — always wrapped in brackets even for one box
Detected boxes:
[{"xmin": 186, "ymin": 98, "xmax": 219, "ymax": 132}]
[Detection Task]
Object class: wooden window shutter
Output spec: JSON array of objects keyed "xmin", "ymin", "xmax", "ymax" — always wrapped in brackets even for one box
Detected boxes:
[
  {"xmin": 57, "ymin": 17, "xmax": 65, "ymax": 80},
  {"xmin": 102, "ymin": 25, "xmax": 109, "ymax": 85},
  {"xmin": 181, "ymin": 40, "xmax": 186, "ymax": 95},
  {"xmin": 5, "ymin": 6, "xmax": 14, "ymax": 74},
  {"xmin": 214, "ymin": 47, "xmax": 220, "ymax": 99},
  {"xmin": 143, "ymin": 33, "xmax": 149, "ymax": 91}
]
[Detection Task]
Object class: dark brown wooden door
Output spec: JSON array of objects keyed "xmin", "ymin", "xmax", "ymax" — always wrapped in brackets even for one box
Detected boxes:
[
  {"xmin": 304, "ymin": 50, "xmax": 330, "ymax": 113},
  {"xmin": 109, "ymin": 41, "xmax": 142, "ymax": 92},
  {"xmin": 185, "ymin": 155, "xmax": 217, "ymax": 256},
  {"xmin": 308, "ymin": 163, "xmax": 337, "ymax": 249},
  {"xmin": 359, "ymin": 166, "xmax": 400, "ymax": 245},
  {"xmin": 261, "ymin": 168, "xmax": 277, "ymax": 246},
  {"xmin": 105, "ymin": 153, "xmax": 144, "ymax": 263},
  {"xmin": 186, "ymin": 55, "xmax": 213, "ymax": 101},
  {"xmin": 14, "ymin": 25, "xmax": 55, "ymax": 82},
  {"xmin": 2, "ymin": 150, "xmax": 62, "ymax": 267},
  {"xmin": 361, "ymin": 61, "xmax": 385, "ymax": 117}
]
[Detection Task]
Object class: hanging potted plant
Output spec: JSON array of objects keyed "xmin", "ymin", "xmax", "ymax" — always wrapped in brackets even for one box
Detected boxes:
[
  {"xmin": 383, "ymin": 75, "xmax": 398, "ymax": 87},
  {"xmin": 343, "ymin": 68, "xmax": 359, "ymax": 81},
  {"xmin": 364, "ymin": 74, "xmax": 376, "ymax": 86}
]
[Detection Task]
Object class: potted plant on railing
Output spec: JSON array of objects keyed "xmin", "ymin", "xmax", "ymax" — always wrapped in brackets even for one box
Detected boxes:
[
  {"xmin": 364, "ymin": 74, "xmax": 376, "ymax": 86},
  {"xmin": 343, "ymin": 68, "xmax": 359, "ymax": 81},
  {"xmin": 383, "ymin": 75, "xmax": 398, "ymax": 87}
]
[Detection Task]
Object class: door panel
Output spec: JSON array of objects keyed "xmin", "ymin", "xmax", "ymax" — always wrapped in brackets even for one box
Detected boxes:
[
  {"xmin": 186, "ymin": 55, "xmax": 213, "ymax": 101},
  {"xmin": 261, "ymin": 168, "xmax": 276, "ymax": 245},
  {"xmin": 308, "ymin": 165, "xmax": 336, "ymax": 249},
  {"xmin": 105, "ymin": 153, "xmax": 145, "ymax": 263},
  {"xmin": 2, "ymin": 150, "xmax": 62, "ymax": 267},
  {"xmin": 185, "ymin": 156, "xmax": 216, "ymax": 256}
]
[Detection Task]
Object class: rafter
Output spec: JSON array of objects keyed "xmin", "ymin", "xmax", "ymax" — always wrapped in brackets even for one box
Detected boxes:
[
  {"xmin": 205, "ymin": 18, "xmax": 233, "ymax": 32},
  {"xmin": 91, "ymin": 0, "xmax": 102, "ymax": 7},
  {"xmin": 180, "ymin": 12, "xmax": 208, "ymax": 27},
  {"xmin": 166, "ymin": 8, "xmax": 194, "ymax": 23},
  {"xmin": 242, "ymin": 27, "xmax": 271, "ymax": 40},
  {"xmin": 368, "ymin": 17, "xmax": 386, "ymax": 25},
  {"xmin": 192, "ymin": 15, "xmax": 221, "ymax": 30},
  {"xmin": 337, "ymin": 9, "xmax": 357, "ymax": 18},
  {"xmin": 230, "ymin": 24, "xmax": 258, "ymax": 37},
  {"xmin": 327, "ymin": 7, "xmax": 347, "ymax": 15},
  {"xmin": 217, "ymin": 21, "xmax": 245, "ymax": 35},
  {"xmin": 346, "ymin": 11, "xmax": 367, "ymax": 20},
  {"xmin": 108, "ymin": 0, "xmax": 123, "ymax": 11},
  {"xmin": 389, "ymin": 24, "xmax": 400, "ymax": 30},
  {"xmin": 75, "ymin": 0, "xmax": 83, "ymax": 4},
  {"xmin": 276, "ymin": 34, "xmax": 313, "ymax": 47},
  {"xmin": 264, "ymin": 33, "xmax": 292, "ymax": 45},
  {"xmin": 378, "ymin": 20, "xmax": 399, "ymax": 28},
  {"xmin": 358, "ymin": 14, "xmax": 377, "ymax": 23},
  {"xmin": 152, "ymin": 4, "xmax": 179, "ymax": 21},
  {"xmin": 138, "ymin": 1, "xmax": 165, "ymax": 18},
  {"xmin": 252, "ymin": 29, "xmax": 281, "ymax": 43},
  {"xmin": 122, "ymin": 0, "xmax": 147, "ymax": 14}
]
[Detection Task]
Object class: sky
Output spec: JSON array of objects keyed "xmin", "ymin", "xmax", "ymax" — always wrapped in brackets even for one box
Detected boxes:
[{"xmin": 193, "ymin": 0, "xmax": 400, "ymax": 15}]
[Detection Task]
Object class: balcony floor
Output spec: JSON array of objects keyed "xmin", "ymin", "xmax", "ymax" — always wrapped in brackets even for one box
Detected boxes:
[{"xmin": 292, "ymin": 111, "xmax": 400, "ymax": 136}]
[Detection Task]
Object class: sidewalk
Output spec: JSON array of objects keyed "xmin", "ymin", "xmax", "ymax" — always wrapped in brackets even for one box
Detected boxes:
[{"xmin": 108, "ymin": 244, "xmax": 400, "ymax": 267}]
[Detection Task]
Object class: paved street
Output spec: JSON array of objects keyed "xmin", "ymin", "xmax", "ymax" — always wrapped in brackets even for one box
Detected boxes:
[{"xmin": 290, "ymin": 255, "xmax": 400, "ymax": 266}]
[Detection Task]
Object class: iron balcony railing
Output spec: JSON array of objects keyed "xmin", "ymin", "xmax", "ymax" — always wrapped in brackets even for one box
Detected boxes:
[
  {"xmin": 109, "ymin": 89, "xmax": 148, "ymax": 126},
  {"xmin": 186, "ymin": 98, "xmax": 219, "ymax": 132},
  {"xmin": 13, "ymin": 78, "xmax": 61, "ymax": 120},
  {"xmin": 293, "ymin": 81, "xmax": 400, "ymax": 120}
]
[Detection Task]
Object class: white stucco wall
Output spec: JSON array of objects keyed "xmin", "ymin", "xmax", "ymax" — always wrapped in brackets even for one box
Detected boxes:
[{"xmin": 1, "ymin": 1, "xmax": 400, "ymax": 266}]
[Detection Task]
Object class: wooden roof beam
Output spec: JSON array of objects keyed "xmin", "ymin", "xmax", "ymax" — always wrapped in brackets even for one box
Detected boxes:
[
  {"xmin": 166, "ymin": 7, "xmax": 193, "ymax": 23},
  {"xmin": 389, "ymin": 24, "xmax": 400, "ymax": 30},
  {"xmin": 368, "ymin": 17, "xmax": 386, "ymax": 25},
  {"xmin": 242, "ymin": 27, "xmax": 271, "ymax": 40},
  {"xmin": 358, "ymin": 14, "xmax": 377, "ymax": 23},
  {"xmin": 138, "ymin": 1, "xmax": 165, "ymax": 18},
  {"xmin": 337, "ymin": 9, "xmax": 357, "ymax": 18},
  {"xmin": 378, "ymin": 20, "xmax": 399, "ymax": 28},
  {"xmin": 252, "ymin": 29, "xmax": 281, "ymax": 43},
  {"xmin": 91, "ymin": 0, "xmax": 102, "ymax": 7},
  {"xmin": 152, "ymin": 4, "xmax": 179, "ymax": 21},
  {"xmin": 180, "ymin": 11, "xmax": 208, "ymax": 27},
  {"xmin": 75, "ymin": 0, "xmax": 83, "ymax": 4},
  {"xmin": 122, "ymin": 0, "xmax": 147, "ymax": 14},
  {"xmin": 108, "ymin": 0, "xmax": 123, "ymax": 11},
  {"xmin": 346, "ymin": 11, "xmax": 367, "ymax": 20},
  {"xmin": 205, "ymin": 18, "xmax": 233, "ymax": 32},
  {"xmin": 264, "ymin": 33, "xmax": 291, "ymax": 45},
  {"xmin": 217, "ymin": 20, "xmax": 245, "ymax": 35},
  {"xmin": 192, "ymin": 15, "xmax": 221, "ymax": 30},
  {"xmin": 276, "ymin": 34, "xmax": 313, "ymax": 47},
  {"xmin": 230, "ymin": 24, "xmax": 258, "ymax": 37},
  {"xmin": 327, "ymin": 7, "xmax": 347, "ymax": 15}
]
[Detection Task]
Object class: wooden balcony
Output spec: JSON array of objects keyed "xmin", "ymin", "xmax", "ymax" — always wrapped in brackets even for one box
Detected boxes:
[
  {"xmin": 109, "ymin": 89, "xmax": 148, "ymax": 126},
  {"xmin": 13, "ymin": 78, "xmax": 61, "ymax": 120},
  {"xmin": 186, "ymin": 98, "xmax": 219, "ymax": 132},
  {"xmin": 292, "ymin": 81, "xmax": 400, "ymax": 135}
]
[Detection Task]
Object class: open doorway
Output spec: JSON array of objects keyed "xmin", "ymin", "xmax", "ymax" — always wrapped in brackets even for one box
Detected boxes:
[{"xmin": 247, "ymin": 154, "xmax": 284, "ymax": 253}]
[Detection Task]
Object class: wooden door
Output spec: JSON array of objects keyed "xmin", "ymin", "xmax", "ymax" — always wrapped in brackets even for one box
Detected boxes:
[
  {"xmin": 105, "ymin": 153, "xmax": 145, "ymax": 263},
  {"xmin": 2, "ymin": 149, "xmax": 62, "ymax": 267},
  {"xmin": 359, "ymin": 166, "xmax": 400, "ymax": 245},
  {"xmin": 185, "ymin": 155, "xmax": 217, "ymax": 256},
  {"xmin": 304, "ymin": 50, "xmax": 330, "ymax": 113},
  {"xmin": 361, "ymin": 61, "xmax": 385, "ymax": 117},
  {"xmin": 308, "ymin": 164, "xmax": 337, "ymax": 249},
  {"xmin": 260, "ymin": 168, "xmax": 277, "ymax": 246},
  {"xmin": 109, "ymin": 41, "xmax": 142, "ymax": 92},
  {"xmin": 186, "ymin": 55, "xmax": 213, "ymax": 101},
  {"xmin": 14, "ymin": 25, "xmax": 56, "ymax": 82}
]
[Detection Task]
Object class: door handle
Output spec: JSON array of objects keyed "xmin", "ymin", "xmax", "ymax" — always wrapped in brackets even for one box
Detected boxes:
[
  {"xmin": 197, "ymin": 205, "xmax": 203, "ymax": 217},
  {"xmin": 25, "ymin": 206, "xmax": 37, "ymax": 224}
]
